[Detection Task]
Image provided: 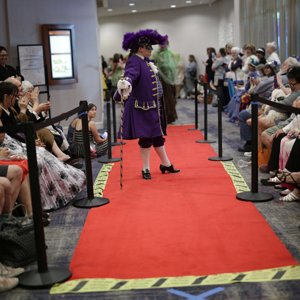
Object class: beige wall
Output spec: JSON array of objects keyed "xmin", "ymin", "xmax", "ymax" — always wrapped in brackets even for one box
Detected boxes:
[
  {"xmin": 1, "ymin": 0, "xmax": 103, "ymax": 128},
  {"xmin": 99, "ymin": 0, "xmax": 235, "ymax": 74}
]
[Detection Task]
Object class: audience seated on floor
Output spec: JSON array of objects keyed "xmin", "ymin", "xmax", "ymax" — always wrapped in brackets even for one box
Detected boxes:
[{"xmin": 68, "ymin": 103, "xmax": 108, "ymax": 158}]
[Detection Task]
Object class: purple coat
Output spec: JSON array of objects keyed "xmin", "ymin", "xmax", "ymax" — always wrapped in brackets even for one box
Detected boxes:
[{"xmin": 117, "ymin": 55, "xmax": 166, "ymax": 139}]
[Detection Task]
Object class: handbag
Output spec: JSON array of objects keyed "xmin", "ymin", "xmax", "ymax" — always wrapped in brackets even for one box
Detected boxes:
[{"xmin": 0, "ymin": 224, "xmax": 36, "ymax": 267}]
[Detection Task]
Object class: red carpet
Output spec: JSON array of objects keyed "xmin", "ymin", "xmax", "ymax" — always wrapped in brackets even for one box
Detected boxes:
[{"xmin": 70, "ymin": 125, "xmax": 297, "ymax": 279}]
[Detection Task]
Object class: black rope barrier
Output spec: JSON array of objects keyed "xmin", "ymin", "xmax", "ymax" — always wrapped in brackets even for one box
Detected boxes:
[
  {"xmin": 196, "ymin": 82, "xmax": 216, "ymax": 144},
  {"xmin": 236, "ymin": 93, "xmax": 300, "ymax": 202},
  {"xmin": 188, "ymin": 80, "xmax": 199, "ymax": 131},
  {"xmin": 208, "ymin": 81, "xmax": 233, "ymax": 162},
  {"xmin": 0, "ymin": 101, "xmax": 110, "ymax": 288},
  {"xmin": 98, "ymin": 102, "xmax": 121, "ymax": 163}
]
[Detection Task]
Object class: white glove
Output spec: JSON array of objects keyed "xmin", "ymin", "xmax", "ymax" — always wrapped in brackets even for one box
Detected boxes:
[{"xmin": 117, "ymin": 79, "xmax": 132, "ymax": 100}]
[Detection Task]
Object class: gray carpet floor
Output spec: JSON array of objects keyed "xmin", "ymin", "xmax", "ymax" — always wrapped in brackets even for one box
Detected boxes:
[{"xmin": 2, "ymin": 98, "xmax": 299, "ymax": 300}]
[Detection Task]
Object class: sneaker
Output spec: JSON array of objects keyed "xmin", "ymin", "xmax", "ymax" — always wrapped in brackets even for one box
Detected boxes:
[
  {"xmin": 0, "ymin": 263, "xmax": 25, "ymax": 278},
  {"xmin": 0, "ymin": 277, "xmax": 19, "ymax": 292},
  {"xmin": 280, "ymin": 188, "xmax": 292, "ymax": 196}
]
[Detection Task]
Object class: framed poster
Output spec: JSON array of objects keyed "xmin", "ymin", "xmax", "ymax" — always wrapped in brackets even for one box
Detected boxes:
[
  {"xmin": 42, "ymin": 24, "xmax": 77, "ymax": 85},
  {"xmin": 17, "ymin": 44, "xmax": 46, "ymax": 86}
]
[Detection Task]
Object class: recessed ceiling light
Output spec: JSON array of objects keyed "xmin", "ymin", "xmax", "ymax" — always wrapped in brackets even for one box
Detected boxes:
[
  {"xmin": 170, "ymin": 4, "xmax": 176, "ymax": 8},
  {"xmin": 129, "ymin": 2, "xmax": 135, "ymax": 6},
  {"xmin": 107, "ymin": 8, "xmax": 113, "ymax": 12},
  {"xmin": 186, "ymin": 0, "xmax": 192, "ymax": 3},
  {"xmin": 131, "ymin": 9, "xmax": 137, "ymax": 13}
]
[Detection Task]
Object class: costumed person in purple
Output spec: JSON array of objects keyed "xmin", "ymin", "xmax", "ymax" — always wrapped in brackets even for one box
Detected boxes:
[{"xmin": 115, "ymin": 29, "xmax": 180, "ymax": 180}]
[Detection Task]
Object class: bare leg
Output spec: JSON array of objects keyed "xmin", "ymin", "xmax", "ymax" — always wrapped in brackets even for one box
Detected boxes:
[
  {"xmin": 6, "ymin": 165, "xmax": 22, "ymax": 205},
  {"xmin": 52, "ymin": 141, "xmax": 70, "ymax": 162},
  {"xmin": 154, "ymin": 146, "xmax": 171, "ymax": 167},
  {"xmin": 0, "ymin": 178, "xmax": 13, "ymax": 214},
  {"xmin": 261, "ymin": 131, "xmax": 274, "ymax": 151},
  {"xmin": 140, "ymin": 147, "xmax": 151, "ymax": 171},
  {"xmin": 18, "ymin": 176, "xmax": 32, "ymax": 216}
]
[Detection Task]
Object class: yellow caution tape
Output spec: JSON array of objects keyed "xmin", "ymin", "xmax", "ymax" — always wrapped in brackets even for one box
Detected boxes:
[
  {"xmin": 50, "ymin": 265, "xmax": 300, "ymax": 294},
  {"xmin": 93, "ymin": 163, "xmax": 114, "ymax": 197},
  {"xmin": 221, "ymin": 161, "xmax": 250, "ymax": 193}
]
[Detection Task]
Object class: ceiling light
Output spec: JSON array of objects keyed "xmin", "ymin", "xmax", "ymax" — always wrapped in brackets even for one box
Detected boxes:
[
  {"xmin": 131, "ymin": 9, "xmax": 137, "ymax": 13},
  {"xmin": 107, "ymin": 8, "xmax": 113, "ymax": 12},
  {"xmin": 170, "ymin": 4, "xmax": 176, "ymax": 8},
  {"xmin": 186, "ymin": 0, "xmax": 192, "ymax": 3},
  {"xmin": 129, "ymin": 2, "xmax": 135, "ymax": 6}
]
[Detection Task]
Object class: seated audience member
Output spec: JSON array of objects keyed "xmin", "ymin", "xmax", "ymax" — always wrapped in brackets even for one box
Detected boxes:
[
  {"xmin": 226, "ymin": 46, "xmax": 243, "ymax": 81},
  {"xmin": 0, "ymin": 82, "xmax": 86, "ymax": 211},
  {"xmin": 255, "ymin": 47, "xmax": 267, "ymax": 68},
  {"xmin": 0, "ymin": 177, "xmax": 26, "ymax": 292},
  {"xmin": 264, "ymin": 97, "xmax": 300, "ymax": 175},
  {"xmin": 21, "ymin": 80, "xmax": 70, "ymax": 152},
  {"xmin": 241, "ymin": 43, "xmax": 256, "ymax": 81},
  {"xmin": 237, "ymin": 61, "xmax": 280, "ymax": 152},
  {"xmin": 0, "ymin": 157, "xmax": 32, "ymax": 220},
  {"xmin": 256, "ymin": 88, "xmax": 289, "ymax": 148},
  {"xmin": 2, "ymin": 79, "xmax": 70, "ymax": 162},
  {"xmin": 69, "ymin": 103, "xmax": 108, "ymax": 158},
  {"xmin": 261, "ymin": 66, "xmax": 300, "ymax": 151},
  {"xmin": 226, "ymin": 55, "xmax": 260, "ymax": 123},
  {"xmin": 266, "ymin": 41, "xmax": 281, "ymax": 65},
  {"xmin": 0, "ymin": 46, "xmax": 23, "ymax": 81},
  {"xmin": 1, "ymin": 132, "xmax": 86, "ymax": 211}
]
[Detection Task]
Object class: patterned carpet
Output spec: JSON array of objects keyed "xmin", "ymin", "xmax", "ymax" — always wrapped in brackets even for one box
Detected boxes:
[{"xmin": 2, "ymin": 99, "xmax": 299, "ymax": 300}]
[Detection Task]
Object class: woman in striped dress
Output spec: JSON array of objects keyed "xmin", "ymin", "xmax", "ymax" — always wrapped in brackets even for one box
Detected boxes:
[{"xmin": 69, "ymin": 103, "xmax": 108, "ymax": 158}]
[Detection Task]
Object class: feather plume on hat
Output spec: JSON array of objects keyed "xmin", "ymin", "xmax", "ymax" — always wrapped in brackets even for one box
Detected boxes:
[{"xmin": 122, "ymin": 29, "xmax": 168, "ymax": 51}]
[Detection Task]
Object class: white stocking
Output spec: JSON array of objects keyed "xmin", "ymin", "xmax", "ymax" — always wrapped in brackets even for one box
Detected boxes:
[
  {"xmin": 140, "ymin": 147, "xmax": 151, "ymax": 171},
  {"xmin": 154, "ymin": 146, "xmax": 171, "ymax": 167}
]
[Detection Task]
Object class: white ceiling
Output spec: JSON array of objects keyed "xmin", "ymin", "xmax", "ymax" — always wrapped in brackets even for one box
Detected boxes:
[{"xmin": 97, "ymin": 0, "xmax": 218, "ymax": 17}]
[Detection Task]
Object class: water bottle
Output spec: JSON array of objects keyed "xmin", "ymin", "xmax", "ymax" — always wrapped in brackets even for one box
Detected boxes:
[{"xmin": 237, "ymin": 159, "xmax": 251, "ymax": 168}]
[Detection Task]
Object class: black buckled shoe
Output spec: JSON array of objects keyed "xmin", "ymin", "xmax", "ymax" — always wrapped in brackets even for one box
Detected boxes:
[
  {"xmin": 142, "ymin": 169, "xmax": 151, "ymax": 180},
  {"xmin": 160, "ymin": 164, "xmax": 180, "ymax": 174}
]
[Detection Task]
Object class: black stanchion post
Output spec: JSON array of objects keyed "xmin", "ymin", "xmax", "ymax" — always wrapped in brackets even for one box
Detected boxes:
[
  {"xmin": 111, "ymin": 98, "xmax": 125, "ymax": 146},
  {"xmin": 236, "ymin": 96, "xmax": 273, "ymax": 202},
  {"xmin": 98, "ymin": 102, "xmax": 121, "ymax": 163},
  {"xmin": 188, "ymin": 80, "xmax": 199, "ymax": 131},
  {"xmin": 208, "ymin": 81, "xmax": 232, "ymax": 161},
  {"xmin": 19, "ymin": 122, "xmax": 71, "ymax": 288},
  {"xmin": 73, "ymin": 101, "xmax": 110, "ymax": 208},
  {"xmin": 196, "ymin": 82, "xmax": 216, "ymax": 144}
]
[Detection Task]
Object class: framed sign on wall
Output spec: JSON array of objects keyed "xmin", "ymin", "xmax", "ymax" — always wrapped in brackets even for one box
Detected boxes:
[
  {"xmin": 41, "ymin": 24, "xmax": 77, "ymax": 85},
  {"xmin": 17, "ymin": 44, "xmax": 46, "ymax": 86}
]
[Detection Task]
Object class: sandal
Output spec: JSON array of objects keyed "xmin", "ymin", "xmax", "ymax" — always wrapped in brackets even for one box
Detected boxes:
[
  {"xmin": 279, "ymin": 189, "xmax": 300, "ymax": 202},
  {"xmin": 277, "ymin": 171, "xmax": 300, "ymax": 187},
  {"xmin": 280, "ymin": 188, "xmax": 292, "ymax": 196},
  {"xmin": 261, "ymin": 176, "xmax": 281, "ymax": 186}
]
